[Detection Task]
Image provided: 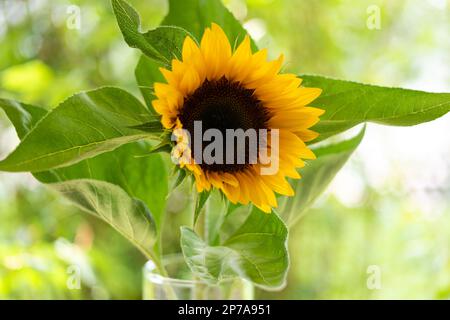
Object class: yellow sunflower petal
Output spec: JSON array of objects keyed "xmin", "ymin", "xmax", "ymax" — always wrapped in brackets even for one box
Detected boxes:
[
  {"xmin": 268, "ymin": 107, "xmax": 325, "ymax": 129},
  {"xmin": 221, "ymin": 183, "xmax": 239, "ymax": 204},
  {"xmin": 243, "ymin": 54, "xmax": 284, "ymax": 88},
  {"xmin": 179, "ymin": 64, "xmax": 201, "ymax": 96},
  {"xmin": 182, "ymin": 36, "xmax": 206, "ymax": 82},
  {"xmin": 226, "ymin": 35, "xmax": 253, "ymax": 82},
  {"xmin": 200, "ymin": 23, "xmax": 232, "ymax": 80},
  {"xmin": 294, "ymin": 129, "xmax": 320, "ymax": 142}
]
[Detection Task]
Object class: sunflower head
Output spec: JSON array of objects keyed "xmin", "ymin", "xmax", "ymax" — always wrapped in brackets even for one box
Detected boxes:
[{"xmin": 152, "ymin": 23, "xmax": 324, "ymax": 212}]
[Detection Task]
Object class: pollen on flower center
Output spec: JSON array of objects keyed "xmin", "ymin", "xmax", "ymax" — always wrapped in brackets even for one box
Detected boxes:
[{"xmin": 178, "ymin": 77, "xmax": 271, "ymax": 173}]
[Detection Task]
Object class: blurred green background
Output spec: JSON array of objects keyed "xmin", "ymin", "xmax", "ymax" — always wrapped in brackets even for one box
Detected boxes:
[{"xmin": 0, "ymin": 0, "xmax": 449, "ymax": 299}]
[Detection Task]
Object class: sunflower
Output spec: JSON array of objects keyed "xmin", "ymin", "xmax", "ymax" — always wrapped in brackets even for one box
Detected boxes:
[{"xmin": 152, "ymin": 23, "xmax": 324, "ymax": 212}]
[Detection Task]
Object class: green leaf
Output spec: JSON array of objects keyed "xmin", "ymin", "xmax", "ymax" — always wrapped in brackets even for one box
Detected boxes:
[
  {"xmin": 279, "ymin": 126, "xmax": 365, "ymax": 226},
  {"xmin": 0, "ymin": 87, "xmax": 155, "ymax": 173},
  {"xmin": 162, "ymin": 0, "xmax": 257, "ymax": 49},
  {"xmin": 301, "ymin": 75, "xmax": 450, "ymax": 142},
  {"xmin": 1, "ymin": 97, "xmax": 168, "ymax": 244},
  {"xmin": 0, "ymin": 99, "xmax": 48, "ymax": 139},
  {"xmin": 52, "ymin": 179, "xmax": 157, "ymax": 257},
  {"xmin": 181, "ymin": 207, "xmax": 288, "ymax": 289},
  {"xmin": 112, "ymin": 0, "xmax": 191, "ymax": 65}
]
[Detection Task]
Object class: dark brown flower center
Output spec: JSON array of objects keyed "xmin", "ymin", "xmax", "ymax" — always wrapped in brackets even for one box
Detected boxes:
[{"xmin": 178, "ymin": 77, "xmax": 270, "ymax": 173}]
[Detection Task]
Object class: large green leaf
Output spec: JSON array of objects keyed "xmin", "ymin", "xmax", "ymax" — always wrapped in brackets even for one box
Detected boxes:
[
  {"xmin": 0, "ymin": 87, "xmax": 157, "ymax": 173},
  {"xmin": 302, "ymin": 75, "xmax": 450, "ymax": 142},
  {"xmin": 162, "ymin": 0, "xmax": 256, "ymax": 48},
  {"xmin": 52, "ymin": 179, "xmax": 157, "ymax": 257},
  {"xmin": 1, "ymin": 98, "xmax": 168, "ymax": 262},
  {"xmin": 0, "ymin": 98, "xmax": 168, "ymax": 232},
  {"xmin": 181, "ymin": 207, "xmax": 288, "ymax": 289},
  {"xmin": 279, "ymin": 126, "xmax": 365, "ymax": 226},
  {"xmin": 112, "ymin": 0, "xmax": 191, "ymax": 66}
]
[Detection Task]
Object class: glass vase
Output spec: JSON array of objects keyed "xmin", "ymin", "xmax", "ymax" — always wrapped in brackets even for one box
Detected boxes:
[{"xmin": 142, "ymin": 255, "xmax": 254, "ymax": 300}]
